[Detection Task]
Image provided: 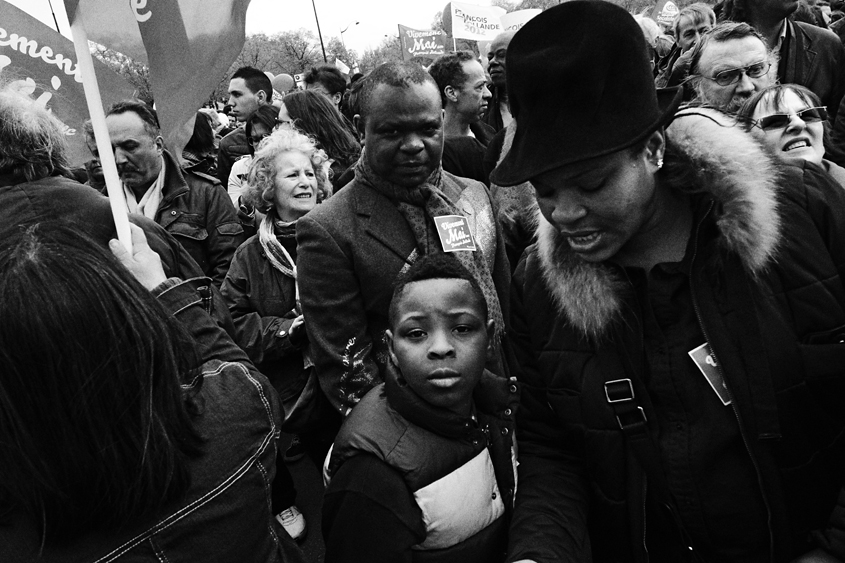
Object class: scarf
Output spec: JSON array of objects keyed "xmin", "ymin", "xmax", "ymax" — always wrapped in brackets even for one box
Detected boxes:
[
  {"xmin": 123, "ymin": 156, "xmax": 166, "ymax": 219},
  {"xmin": 354, "ymin": 154, "xmax": 505, "ymax": 347},
  {"xmin": 258, "ymin": 209, "xmax": 297, "ymax": 280}
]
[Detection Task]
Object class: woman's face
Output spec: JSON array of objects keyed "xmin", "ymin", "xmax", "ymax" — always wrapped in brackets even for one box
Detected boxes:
[
  {"xmin": 249, "ymin": 122, "xmax": 271, "ymax": 155},
  {"xmin": 751, "ymin": 89, "xmax": 826, "ymax": 166},
  {"xmin": 532, "ymin": 133, "xmax": 664, "ymax": 265},
  {"xmin": 272, "ymin": 150, "xmax": 318, "ymax": 221},
  {"xmin": 277, "ymin": 103, "xmax": 293, "ymax": 129}
]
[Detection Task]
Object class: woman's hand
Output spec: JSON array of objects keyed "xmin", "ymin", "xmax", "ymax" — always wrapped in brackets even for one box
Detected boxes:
[{"xmin": 110, "ymin": 223, "xmax": 167, "ymax": 291}]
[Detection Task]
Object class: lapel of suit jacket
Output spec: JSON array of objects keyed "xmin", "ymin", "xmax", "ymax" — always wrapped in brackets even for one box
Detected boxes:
[
  {"xmin": 353, "ymin": 182, "xmax": 417, "ymax": 265},
  {"xmin": 783, "ymin": 20, "xmax": 814, "ymax": 86}
]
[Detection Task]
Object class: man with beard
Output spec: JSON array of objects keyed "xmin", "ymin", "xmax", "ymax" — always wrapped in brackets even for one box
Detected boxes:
[
  {"xmin": 719, "ymin": 0, "xmax": 845, "ymax": 124},
  {"xmin": 106, "ymin": 100, "xmax": 243, "ymax": 287},
  {"xmin": 429, "ymin": 51, "xmax": 495, "ymax": 185},
  {"xmin": 689, "ymin": 22, "xmax": 777, "ymax": 113},
  {"xmin": 296, "ymin": 61, "xmax": 511, "ymax": 417}
]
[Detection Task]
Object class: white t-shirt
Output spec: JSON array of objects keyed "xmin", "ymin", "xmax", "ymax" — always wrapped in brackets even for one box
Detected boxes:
[{"xmin": 227, "ymin": 155, "xmax": 252, "ymax": 207}]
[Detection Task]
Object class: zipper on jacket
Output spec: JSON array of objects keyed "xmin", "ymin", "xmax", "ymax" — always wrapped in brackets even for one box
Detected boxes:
[
  {"xmin": 688, "ymin": 201, "xmax": 775, "ymax": 563},
  {"xmin": 198, "ymin": 284, "xmax": 212, "ymax": 314}
]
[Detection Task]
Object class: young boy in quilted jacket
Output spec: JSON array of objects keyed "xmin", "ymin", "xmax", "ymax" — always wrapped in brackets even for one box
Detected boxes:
[{"xmin": 321, "ymin": 253, "xmax": 518, "ymax": 563}]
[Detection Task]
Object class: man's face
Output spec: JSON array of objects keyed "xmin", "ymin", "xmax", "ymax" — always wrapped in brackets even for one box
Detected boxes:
[
  {"xmin": 696, "ymin": 36, "xmax": 774, "ymax": 113},
  {"xmin": 532, "ymin": 136, "xmax": 663, "ymax": 265},
  {"xmin": 487, "ymin": 36, "xmax": 510, "ymax": 89},
  {"xmin": 84, "ymin": 135, "xmax": 103, "ymax": 183},
  {"xmin": 387, "ymin": 278, "xmax": 493, "ymax": 417},
  {"xmin": 356, "ymin": 82, "xmax": 444, "ymax": 189},
  {"xmin": 227, "ymin": 78, "xmax": 263, "ymax": 122},
  {"xmin": 677, "ymin": 15, "xmax": 712, "ymax": 52},
  {"xmin": 451, "ymin": 60, "xmax": 492, "ymax": 123},
  {"xmin": 105, "ymin": 111, "xmax": 163, "ymax": 192}
]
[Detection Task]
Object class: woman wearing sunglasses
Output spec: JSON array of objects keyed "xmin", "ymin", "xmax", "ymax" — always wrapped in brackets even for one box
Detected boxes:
[{"xmin": 738, "ymin": 83, "xmax": 845, "ymax": 185}]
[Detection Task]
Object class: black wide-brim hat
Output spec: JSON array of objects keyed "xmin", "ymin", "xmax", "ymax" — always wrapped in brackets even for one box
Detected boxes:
[{"xmin": 490, "ymin": 0, "xmax": 683, "ymax": 187}]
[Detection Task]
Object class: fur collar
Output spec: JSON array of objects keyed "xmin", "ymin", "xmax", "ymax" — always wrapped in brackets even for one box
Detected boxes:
[{"xmin": 537, "ymin": 107, "xmax": 782, "ymax": 339}]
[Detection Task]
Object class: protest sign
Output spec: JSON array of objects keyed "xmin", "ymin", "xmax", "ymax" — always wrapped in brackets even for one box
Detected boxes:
[
  {"xmin": 652, "ymin": 0, "xmax": 679, "ymax": 27},
  {"xmin": 0, "ymin": 0, "xmax": 134, "ymax": 166},
  {"xmin": 63, "ymin": 0, "xmax": 251, "ymax": 157},
  {"xmin": 335, "ymin": 58, "xmax": 350, "ymax": 74},
  {"xmin": 448, "ymin": 1, "xmax": 505, "ymax": 41},
  {"xmin": 398, "ymin": 24, "xmax": 447, "ymax": 61},
  {"xmin": 500, "ymin": 9, "xmax": 541, "ymax": 32}
]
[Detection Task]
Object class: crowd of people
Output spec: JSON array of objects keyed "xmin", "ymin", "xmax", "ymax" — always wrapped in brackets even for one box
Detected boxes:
[{"xmin": 3, "ymin": 0, "xmax": 845, "ymax": 561}]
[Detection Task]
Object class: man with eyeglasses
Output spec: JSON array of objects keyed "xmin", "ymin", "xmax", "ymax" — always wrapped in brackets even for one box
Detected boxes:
[
  {"xmin": 718, "ymin": 0, "xmax": 845, "ymax": 126},
  {"xmin": 689, "ymin": 22, "xmax": 777, "ymax": 113}
]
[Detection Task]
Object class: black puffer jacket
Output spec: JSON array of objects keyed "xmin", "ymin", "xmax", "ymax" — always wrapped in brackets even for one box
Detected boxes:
[{"xmin": 507, "ymin": 109, "xmax": 845, "ymax": 563}]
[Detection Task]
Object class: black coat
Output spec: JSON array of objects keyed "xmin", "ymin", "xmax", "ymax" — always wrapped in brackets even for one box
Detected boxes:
[{"xmin": 507, "ymin": 109, "xmax": 845, "ymax": 562}]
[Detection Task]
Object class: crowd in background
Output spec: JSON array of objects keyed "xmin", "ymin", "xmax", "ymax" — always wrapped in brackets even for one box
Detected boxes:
[{"xmin": 5, "ymin": 0, "xmax": 845, "ymax": 561}]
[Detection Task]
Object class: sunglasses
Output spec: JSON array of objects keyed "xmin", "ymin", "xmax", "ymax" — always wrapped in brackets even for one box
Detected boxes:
[
  {"xmin": 705, "ymin": 61, "xmax": 771, "ymax": 86},
  {"xmin": 755, "ymin": 106, "xmax": 829, "ymax": 130}
]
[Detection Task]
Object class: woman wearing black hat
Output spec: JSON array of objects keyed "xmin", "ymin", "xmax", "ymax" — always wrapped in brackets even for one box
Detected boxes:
[{"xmin": 494, "ymin": 2, "xmax": 845, "ymax": 562}]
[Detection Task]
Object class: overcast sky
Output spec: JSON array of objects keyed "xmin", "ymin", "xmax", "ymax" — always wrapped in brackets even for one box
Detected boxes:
[{"xmin": 10, "ymin": 0, "xmax": 503, "ymax": 55}]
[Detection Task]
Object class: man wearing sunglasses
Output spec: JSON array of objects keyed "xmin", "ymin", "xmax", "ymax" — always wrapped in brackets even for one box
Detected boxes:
[{"xmin": 689, "ymin": 22, "xmax": 777, "ymax": 113}]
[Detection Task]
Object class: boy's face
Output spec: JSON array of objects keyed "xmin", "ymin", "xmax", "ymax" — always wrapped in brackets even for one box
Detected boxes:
[{"xmin": 387, "ymin": 278, "xmax": 493, "ymax": 417}]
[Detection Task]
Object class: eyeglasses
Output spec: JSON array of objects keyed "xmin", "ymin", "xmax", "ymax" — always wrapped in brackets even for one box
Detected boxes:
[
  {"xmin": 247, "ymin": 134, "xmax": 269, "ymax": 148},
  {"xmin": 755, "ymin": 106, "xmax": 829, "ymax": 130},
  {"xmin": 704, "ymin": 61, "xmax": 771, "ymax": 86}
]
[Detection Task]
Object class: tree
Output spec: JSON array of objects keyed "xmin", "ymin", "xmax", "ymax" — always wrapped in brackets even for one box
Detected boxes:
[
  {"xmin": 234, "ymin": 34, "xmax": 285, "ymax": 75},
  {"xmin": 491, "ymin": 0, "xmax": 519, "ymax": 12},
  {"xmin": 326, "ymin": 36, "xmax": 359, "ymax": 69},
  {"xmin": 276, "ymin": 28, "xmax": 325, "ymax": 74},
  {"xmin": 514, "ymin": 0, "xmax": 561, "ymax": 9},
  {"xmin": 432, "ymin": 10, "xmax": 445, "ymax": 32},
  {"xmin": 91, "ymin": 45, "xmax": 153, "ymax": 104},
  {"xmin": 358, "ymin": 35, "xmax": 403, "ymax": 75}
]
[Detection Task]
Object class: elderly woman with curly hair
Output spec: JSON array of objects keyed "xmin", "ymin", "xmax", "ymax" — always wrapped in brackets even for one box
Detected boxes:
[{"xmin": 221, "ymin": 128, "xmax": 333, "ymax": 542}]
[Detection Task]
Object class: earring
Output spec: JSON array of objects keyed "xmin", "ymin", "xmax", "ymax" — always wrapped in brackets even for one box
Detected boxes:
[{"xmin": 656, "ymin": 157, "xmax": 663, "ymax": 170}]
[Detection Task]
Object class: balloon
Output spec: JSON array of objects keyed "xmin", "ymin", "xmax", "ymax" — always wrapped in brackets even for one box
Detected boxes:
[
  {"xmin": 272, "ymin": 74, "xmax": 295, "ymax": 94},
  {"xmin": 264, "ymin": 71, "xmax": 275, "ymax": 81}
]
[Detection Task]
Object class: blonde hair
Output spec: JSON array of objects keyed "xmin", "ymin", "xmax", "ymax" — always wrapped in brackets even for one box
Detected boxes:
[{"xmin": 244, "ymin": 127, "xmax": 331, "ymax": 214}]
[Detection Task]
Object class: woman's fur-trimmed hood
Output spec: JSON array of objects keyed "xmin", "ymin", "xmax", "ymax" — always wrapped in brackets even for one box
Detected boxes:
[{"xmin": 537, "ymin": 107, "xmax": 782, "ymax": 339}]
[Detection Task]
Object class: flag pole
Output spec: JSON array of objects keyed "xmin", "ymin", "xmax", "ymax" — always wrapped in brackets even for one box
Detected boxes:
[
  {"xmin": 68, "ymin": 7, "xmax": 131, "ymax": 251},
  {"xmin": 46, "ymin": 0, "xmax": 61, "ymax": 33}
]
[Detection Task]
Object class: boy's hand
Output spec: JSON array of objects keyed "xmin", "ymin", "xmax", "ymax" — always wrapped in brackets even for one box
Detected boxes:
[
  {"xmin": 110, "ymin": 223, "xmax": 167, "ymax": 291},
  {"xmin": 288, "ymin": 314, "xmax": 307, "ymax": 346}
]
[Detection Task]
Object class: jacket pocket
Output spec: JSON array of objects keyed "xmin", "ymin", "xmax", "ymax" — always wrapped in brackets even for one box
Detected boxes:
[
  {"xmin": 169, "ymin": 218, "xmax": 209, "ymax": 242},
  {"xmin": 799, "ymin": 324, "xmax": 845, "ymax": 422},
  {"xmin": 217, "ymin": 222, "xmax": 244, "ymax": 236}
]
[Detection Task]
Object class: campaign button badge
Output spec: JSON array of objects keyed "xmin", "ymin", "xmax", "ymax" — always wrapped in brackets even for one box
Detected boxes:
[
  {"xmin": 433, "ymin": 215, "xmax": 477, "ymax": 252},
  {"xmin": 688, "ymin": 342, "xmax": 731, "ymax": 406}
]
